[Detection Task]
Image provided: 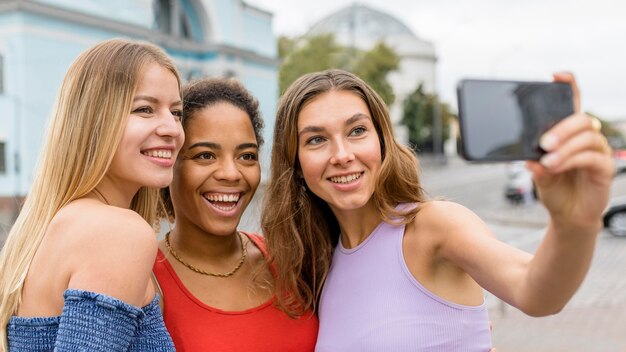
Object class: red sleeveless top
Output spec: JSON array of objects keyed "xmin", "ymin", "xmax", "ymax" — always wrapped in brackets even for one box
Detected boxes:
[{"xmin": 153, "ymin": 232, "xmax": 318, "ymax": 352}]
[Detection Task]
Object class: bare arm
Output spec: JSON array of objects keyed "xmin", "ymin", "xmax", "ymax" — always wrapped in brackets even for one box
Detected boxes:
[{"xmin": 434, "ymin": 73, "xmax": 614, "ymax": 316}]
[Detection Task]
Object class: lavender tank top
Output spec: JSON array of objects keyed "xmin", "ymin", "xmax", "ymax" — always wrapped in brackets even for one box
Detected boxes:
[{"xmin": 315, "ymin": 217, "xmax": 493, "ymax": 351}]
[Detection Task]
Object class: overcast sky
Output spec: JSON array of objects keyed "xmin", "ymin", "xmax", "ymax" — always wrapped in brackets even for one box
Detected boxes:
[{"xmin": 247, "ymin": 0, "xmax": 626, "ymax": 120}]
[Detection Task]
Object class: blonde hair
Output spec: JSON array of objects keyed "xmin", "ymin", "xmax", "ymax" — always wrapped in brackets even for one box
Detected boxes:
[
  {"xmin": 0, "ymin": 38, "xmax": 180, "ymax": 348},
  {"xmin": 262, "ymin": 69, "xmax": 426, "ymax": 317}
]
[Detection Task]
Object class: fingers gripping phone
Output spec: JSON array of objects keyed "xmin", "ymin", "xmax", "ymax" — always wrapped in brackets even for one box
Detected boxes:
[{"xmin": 456, "ymin": 79, "xmax": 574, "ymax": 161}]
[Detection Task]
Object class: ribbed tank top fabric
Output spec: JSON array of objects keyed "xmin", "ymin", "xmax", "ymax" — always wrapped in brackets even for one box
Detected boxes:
[
  {"xmin": 315, "ymin": 214, "xmax": 493, "ymax": 352},
  {"xmin": 152, "ymin": 232, "xmax": 318, "ymax": 352}
]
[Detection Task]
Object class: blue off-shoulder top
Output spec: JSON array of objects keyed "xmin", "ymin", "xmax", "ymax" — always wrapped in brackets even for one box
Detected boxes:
[{"xmin": 7, "ymin": 289, "xmax": 175, "ymax": 351}]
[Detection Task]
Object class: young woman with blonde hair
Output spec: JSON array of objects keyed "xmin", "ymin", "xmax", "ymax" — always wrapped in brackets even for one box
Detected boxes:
[
  {"xmin": 0, "ymin": 38, "xmax": 183, "ymax": 350},
  {"xmin": 262, "ymin": 69, "xmax": 614, "ymax": 351}
]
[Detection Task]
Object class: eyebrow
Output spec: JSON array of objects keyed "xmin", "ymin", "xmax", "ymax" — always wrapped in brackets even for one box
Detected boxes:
[
  {"xmin": 298, "ymin": 112, "xmax": 370, "ymax": 137},
  {"xmin": 134, "ymin": 95, "xmax": 182, "ymax": 106},
  {"xmin": 188, "ymin": 141, "xmax": 258, "ymax": 151}
]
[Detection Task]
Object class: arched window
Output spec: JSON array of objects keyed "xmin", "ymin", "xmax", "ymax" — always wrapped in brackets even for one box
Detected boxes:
[
  {"xmin": 154, "ymin": 0, "xmax": 172, "ymax": 35},
  {"xmin": 153, "ymin": 0, "xmax": 203, "ymax": 42}
]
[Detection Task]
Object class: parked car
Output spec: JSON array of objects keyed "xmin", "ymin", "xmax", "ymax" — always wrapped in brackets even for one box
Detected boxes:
[
  {"xmin": 504, "ymin": 161, "xmax": 537, "ymax": 204},
  {"xmin": 614, "ymin": 149, "xmax": 626, "ymax": 174},
  {"xmin": 603, "ymin": 197, "xmax": 626, "ymax": 237}
]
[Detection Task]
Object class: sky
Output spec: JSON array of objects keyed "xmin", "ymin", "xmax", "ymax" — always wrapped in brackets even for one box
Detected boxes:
[{"xmin": 247, "ymin": 0, "xmax": 626, "ymax": 120}]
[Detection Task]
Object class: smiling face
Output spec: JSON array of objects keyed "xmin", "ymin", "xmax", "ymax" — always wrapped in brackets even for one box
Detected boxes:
[
  {"xmin": 297, "ymin": 90, "xmax": 382, "ymax": 215},
  {"xmin": 106, "ymin": 62, "xmax": 184, "ymax": 192},
  {"xmin": 170, "ymin": 102, "xmax": 260, "ymax": 236}
]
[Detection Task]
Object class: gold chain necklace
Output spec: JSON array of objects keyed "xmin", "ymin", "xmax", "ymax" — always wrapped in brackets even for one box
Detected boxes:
[{"xmin": 164, "ymin": 231, "xmax": 248, "ymax": 278}]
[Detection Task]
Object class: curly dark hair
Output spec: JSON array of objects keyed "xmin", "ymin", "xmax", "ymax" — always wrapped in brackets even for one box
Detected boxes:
[
  {"xmin": 160, "ymin": 77, "xmax": 264, "ymax": 221},
  {"xmin": 181, "ymin": 77, "xmax": 264, "ymax": 145}
]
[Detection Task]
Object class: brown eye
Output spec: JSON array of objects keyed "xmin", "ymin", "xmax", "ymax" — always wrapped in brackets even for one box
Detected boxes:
[
  {"xmin": 195, "ymin": 152, "xmax": 215, "ymax": 160},
  {"xmin": 239, "ymin": 153, "xmax": 258, "ymax": 161},
  {"xmin": 133, "ymin": 106, "xmax": 153, "ymax": 115},
  {"xmin": 171, "ymin": 110, "xmax": 182, "ymax": 120}
]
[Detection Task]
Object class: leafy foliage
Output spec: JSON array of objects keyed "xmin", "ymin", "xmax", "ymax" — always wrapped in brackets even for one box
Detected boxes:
[
  {"xmin": 401, "ymin": 83, "xmax": 455, "ymax": 152},
  {"xmin": 278, "ymin": 34, "xmax": 343, "ymax": 95},
  {"xmin": 278, "ymin": 34, "xmax": 399, "ymax": 105},
  {"xmin": 351, "ymin": 42, "xmax": 399, "ymax": 105}
]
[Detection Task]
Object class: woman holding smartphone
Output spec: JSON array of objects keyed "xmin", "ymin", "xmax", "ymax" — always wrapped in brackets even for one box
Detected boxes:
[{"xmin": 262, "ymin": 69, "xmax": 613, "ymax": 351}]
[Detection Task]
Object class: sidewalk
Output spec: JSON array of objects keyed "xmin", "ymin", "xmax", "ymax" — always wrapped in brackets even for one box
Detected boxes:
[
  {"xmin": 488, "ymin": 231, "xmax": 626, "ymax": 351},
  {"xmin": 481, "ymin": 202, "xmax": 549, "ymax": 228}
]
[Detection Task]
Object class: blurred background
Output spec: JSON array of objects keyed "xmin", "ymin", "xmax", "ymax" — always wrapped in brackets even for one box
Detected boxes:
[{"xmin": 0, "ymin": 0, "xmax": 625, "ymax": 350}]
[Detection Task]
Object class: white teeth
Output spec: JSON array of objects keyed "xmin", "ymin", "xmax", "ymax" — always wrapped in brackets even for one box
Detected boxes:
[
  {"xmin": 205, "ymin": 193, "xmax": 240, "ymax": 203},
  {"xmin": 330, "ymin": 173, "xmax": 362, "ymax": 184},
  {"xmin": 143, "ymin": 150, "xmax": 172, "ymax": 159},
  {"xmin": 212, "ymin": 203, "xmax": 237, "ymax": 211},
  {"xmin": 204, "ymin": 193, "xmax": 240, "ymax": 212}
]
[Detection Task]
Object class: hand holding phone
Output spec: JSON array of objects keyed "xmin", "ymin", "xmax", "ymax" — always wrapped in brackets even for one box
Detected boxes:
[{"xmin": 456, "ymin": 79, "xmax": 574, "ymax": 161}]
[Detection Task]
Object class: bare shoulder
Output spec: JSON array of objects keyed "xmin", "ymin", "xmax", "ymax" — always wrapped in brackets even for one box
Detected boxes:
[
  {"xmin": 413, "ymin": 200, "xmax": 484, "ymax": 230},
  {"xmin": 409, "ymin": 200, "xmax": 494, "ymax": 243},
  {"xmin": 51, "ymin": 199, "xmax": 157, "ymax": 306},
  {"xmin": 52, "ymin": 199, "xmax": 156, "ymax": 252},
  {"xmin": 409, "ymin": 200, "xmax": 496, "ymax": 259}
]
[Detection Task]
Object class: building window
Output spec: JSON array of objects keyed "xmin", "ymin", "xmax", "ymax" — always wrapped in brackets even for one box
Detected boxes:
[
  {"xmin": 154, "ymin": 0, "xmax": 172, "ymax": 34},
  {"xmin": 0, "ymin": 142, "xmax": 6, "ymax": 174},
  {"xmin": 180, "ymin": 12, "xmax": 192, "ymax": 39},
  {"xmin": 153, "ymin": 0, "xmax": 195, "ymax": 41}
]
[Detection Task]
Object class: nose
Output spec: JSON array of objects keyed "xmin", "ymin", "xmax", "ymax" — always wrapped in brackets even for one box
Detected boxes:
[
  {"xmin": 214, "ymin": 158, "xmax": 242, "ymax": 182},
  {"xmin": 329, "ymin": 139, "xmax": 355, "ymax": 165},
  {"xmin": 156, "ymin": 110, "xmax": 183, "ymax": 139}
]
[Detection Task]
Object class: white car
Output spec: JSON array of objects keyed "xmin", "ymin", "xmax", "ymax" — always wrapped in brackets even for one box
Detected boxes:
[{"xmin": 504, "ymin": 161, "xmax": 536, "ymax": 204}]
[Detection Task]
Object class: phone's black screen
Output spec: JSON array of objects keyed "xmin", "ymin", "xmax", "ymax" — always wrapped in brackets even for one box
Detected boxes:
[{"xmin": 457, "ymin": 79, "xmax": 574, "ymax": 161}]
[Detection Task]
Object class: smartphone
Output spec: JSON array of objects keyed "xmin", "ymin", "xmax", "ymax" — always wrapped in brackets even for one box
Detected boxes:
[{"xmin": 456, "ymin": 79, "xmax": 574, "ymax": 161}]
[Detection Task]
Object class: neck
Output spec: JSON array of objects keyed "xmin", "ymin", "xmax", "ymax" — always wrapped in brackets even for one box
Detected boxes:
[
  {"xmin": 94, "ymin": 176, "xmax": 140, "ymax": 208},
  {"xmin": 331, "ymin": 200, "xmax": 382, "ymax": 249},
  {"xmin": 167, "ymin": 222, "xmax": 241, "ymax": 262}
]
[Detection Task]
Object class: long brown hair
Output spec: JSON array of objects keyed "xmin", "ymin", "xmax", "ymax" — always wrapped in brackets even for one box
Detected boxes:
[
  {"xmin": 262, "ymin": 69, "xmax": 426, "ymax": 316},
  {"xmin": 0, "ymin": 38, "xmax": 180, "ymax": 348}
]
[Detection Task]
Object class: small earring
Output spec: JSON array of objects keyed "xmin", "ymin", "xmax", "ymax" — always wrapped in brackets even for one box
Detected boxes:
[{"xmin": 298, "ymin": 177, "xmax": 307, "ymax": 193}]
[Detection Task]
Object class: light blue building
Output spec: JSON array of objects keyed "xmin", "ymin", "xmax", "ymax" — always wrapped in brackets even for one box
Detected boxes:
[{"xmin": 0, "ymin": 0, "xmax": 278, "ymax": 215}]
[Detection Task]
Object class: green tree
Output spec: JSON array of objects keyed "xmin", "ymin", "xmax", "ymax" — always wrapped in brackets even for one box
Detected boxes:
[
  {"xmin": 278, "ymin": 34, "xmax": 400, "ymax": 106},
  {"xmin": 352, "ymin": 42, "xmax": 399, "ymax": 106},
  {"xmin": 402, "ymin": 83, "xmax": 454, "ymax": 152},
  {"xmin": 278, "ymin": 34, "xmax": 343, "ymax": 94}
]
